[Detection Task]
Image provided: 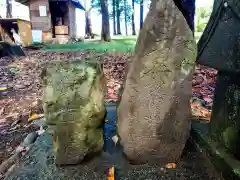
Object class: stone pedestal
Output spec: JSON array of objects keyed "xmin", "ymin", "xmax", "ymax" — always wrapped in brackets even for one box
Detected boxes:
[{"xmin": 210, "ymin": 72, "xmax": 240, "ymax": 159}]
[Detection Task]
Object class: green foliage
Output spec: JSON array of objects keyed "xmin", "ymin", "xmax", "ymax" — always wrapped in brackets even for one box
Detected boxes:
[
  {"xmin": 111, "ymin": 0, "xmax": 130, "ymax": 21},
  {"xmin": 91, "ymin": 0, "xmax": 101, "ymax": 13},
  {"xmin": 134, "ymin": 0, "xmax": 150, "ymax": 5},
  {"xmin": 195, "ymin": 6, "xmax": 213, "ymax": 34},
  {"xmin": 123, "ymin": 2, "xmax": 132, "ymax": 23},
  {"xmin": 91, "ymin": 0, "xmax": 132, "ymax": 24},
  {"xmin": 196, "ymin": 23, "xmax": 207, "ymax": 32}
]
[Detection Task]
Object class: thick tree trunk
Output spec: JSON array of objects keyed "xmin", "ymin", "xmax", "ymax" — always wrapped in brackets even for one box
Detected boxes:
[
  {"xmin": 100, "ymin": 0, "xmax": 111, "ymax": 41},
  {"xmin": 131, "ymin": 0, "xmax": 136, "ymax": 35},
  {"xmin": 117, "ymin": 0, "xmax": 197, "ymax": 166},
  {"xmin": 6, "ymin": 0, "xmax": 12, "ymax": 18},
  {"xmin": 84, "ymin": 0, "xmax": 94, "ymax": 39},
  {"xmin": 112, "ymin": 0, "xmax": 117, "ymax": 35},
  {"xmin": 116, "ymin": 0, "xmax": 121, "ymax": 35},
  {"xmin": 139, "ymin": 0, "xmax": 143, "ymax": 29},
  {"xmin": 85, "ymin": 10, "xmax": 94, "ymax": 39},
  {"xmin": 124, "ymin": 0, "xmax": 128, "ymax": 35}
]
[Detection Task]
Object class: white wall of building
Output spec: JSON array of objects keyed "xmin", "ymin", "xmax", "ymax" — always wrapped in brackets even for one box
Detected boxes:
[
  {"xmin": 0, "ymin": 0, "xmax": 29, "ymax": 20},
  {"xmin": 75, "ymin": 8, "xmax": 85, "ymax": 37}
]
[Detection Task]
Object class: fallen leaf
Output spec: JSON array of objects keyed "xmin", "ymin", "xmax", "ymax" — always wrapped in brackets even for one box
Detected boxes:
[
  {"xmin": 0, "ymin": 107, "xmax": 5, "ymax": 115},
  {"xmin": 23, "ymin": 124, "xmax": 31, "ymax": 128},
  {"xmin": 0, "ymin": 87, "xmax": 7, "ymax": 91},
  {"xmin": 8, "ymin": 67, "xmax": 20, "ymax": 73},
  {"xmin": 107, "ymin": 167, "xmax": 115, "ymax": 180},
  {"xmin": 14, "ymin": 84, "xmax": 25, "ymax": 90},
  {"xmin": 9, "ymin": 124, "xmax": 20, "ymax": 131},
  {"xmin": 10, "ymin": 119, "xmax": 20, "ymax": 127},
  {"xmin": 165, "ymin": 163, "xmax": 176, "ymax": 169},
  {"xmin": 0, "ymin": 99, "xmax": 9, "ymax": 106},
  {"xmin": 28, "ymin": 113, "xmax": 44, "ymax": 122}
]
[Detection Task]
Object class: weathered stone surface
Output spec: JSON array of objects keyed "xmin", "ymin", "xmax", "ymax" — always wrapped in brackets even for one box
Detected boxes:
[
  {"xmin": 117, "ymin": 0, "xmax": 197, "ymax": 165},
  {"xmin": 210, "ymin": 72, "xmax": 240, "ymax": 159},
  {"xmin": 5, "ymin": 114, "xmax": 223, "ymax": 180},
  {"xmin": 42, "ymin": 61, "xmax": 106, "ymax": 165}
]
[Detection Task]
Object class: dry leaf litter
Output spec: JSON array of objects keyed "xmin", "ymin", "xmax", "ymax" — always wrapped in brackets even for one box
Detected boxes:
[{"xmin": 0, "ymin": 51, "xmax": 217, "ymax": 165}]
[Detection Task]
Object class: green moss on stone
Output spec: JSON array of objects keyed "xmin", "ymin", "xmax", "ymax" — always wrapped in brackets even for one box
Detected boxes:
[
  {"xmin": 210, "ymin": 73, "xmax": 240, "ymax": 159},
  {"xmin": 42, "ymin": 60, "xmax": 106, "ymax": 165}
]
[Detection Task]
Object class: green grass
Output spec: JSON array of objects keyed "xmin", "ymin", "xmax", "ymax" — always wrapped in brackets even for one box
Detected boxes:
[
  {"xmin": 33, "ymin": 42, "xmax": 45, "ymax": 46},
  {"xmin": 42, "ymin": 34, "xmax": 200, "ymax": 53},
  {"xmin": 43, "ymin": 36, "xmax": 137, "ymax": 53}
]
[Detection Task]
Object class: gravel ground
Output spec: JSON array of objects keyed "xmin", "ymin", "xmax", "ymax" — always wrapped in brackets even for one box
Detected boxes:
[
  {"xmin": 5, "ymin": 105, "xmax": 224, "ymax": 180},
  {"xmin": 4, "ymin": 133, "xmax": 224, "ymax": 180}
]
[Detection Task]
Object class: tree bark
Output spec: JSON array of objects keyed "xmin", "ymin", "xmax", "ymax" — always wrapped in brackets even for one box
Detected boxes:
[
  {"xmin": 116, "ymin": 0, "xmax": 121, "ymax": 35},
  {"xmin": 131, "ymin": 0, "xmax": 136, "ymax": 35},
  {"xmin": 85, "ymin": 10, "xmax": 94, "ymax": 39},
  {"xmin": 84, "ymin": 0, "xmax": 94, "ymax": 39},
  {"xmin": 124, "ymin": 0, "xmax": 128, "ymax": 35},
  {"xmin": 6, "ymin": 0, "xmax": 12, "ymax": 18},
  {"xmin": 139, "ymin": 0, "xmax": 143, "ymax": 29},
  {"xmin": 112, "ymin": 0, "xmax": 117, "ymax": 35},
  {"xmin": 100, "ymin": 0, "xmax": 111, "ymax": 41}
]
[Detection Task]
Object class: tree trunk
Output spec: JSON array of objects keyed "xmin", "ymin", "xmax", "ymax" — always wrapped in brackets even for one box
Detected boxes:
[
  {"xmin": 117, "ymin": 0, "xmax": 196, "ymax": 166},
  {"xmin": 124, "ymin": 0, "xmax": 128, "ymax": 35},
  {"xmin": 139, "ymin": 0, "xmax": 143, "ymax": 29},
  {"xmin": 6, "ymin": 0, "xmax": 12, "ymax": 18},
  {"xmin": 131, "ymin": 0, "xmax": 136, "ymax": 35},
  {"xmin": 85, "ymin": 10, "xmax": 94, "ymax": 39},
  {"xmin": 100, "ymin": 0, "xmax": 111, "ymax": 41},
  {"xmin": 84, "ymin": 0, "xmax": 94, "ymax": 39},
  {"xmin": 112, "ymin": 0, "xmax": 117, "ymax": 35},
  {"xmin": 116, "ymin": 0, "xmax": 121, "ymax": 35}
]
